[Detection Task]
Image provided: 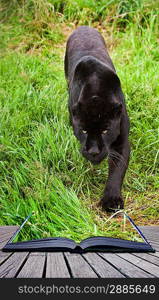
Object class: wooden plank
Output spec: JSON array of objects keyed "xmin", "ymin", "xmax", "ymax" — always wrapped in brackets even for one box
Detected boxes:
[
  {"xmin": 0, "ymin": 226, "xmax": 19, "ymax": 234},
  {"xmin": 139, "ymin": 226, "xmax": 159, "ymax": 234},
  {"xmin": 148, "ymin": 240, "xmax": 159, "ymax": 246},
  {"xmin": 0, "ymin": 233, "xmax": 15, "ymax": 244},
  {"xmin": 147, "ymin": 241, "xmax": 159, "ymax": 251},
  {"xmin": 149, "ymin": 240, "xmax": 159, "ymax": 246},
  {"xmin": 46, "ymin": 252, "xmax": 70, "ymax": 278},
  {"xmin": 118, "ymin": 253, "xmax": 159, "ymax": 277},
  {"xmin": 83, "ymin": 253, "xmax": 125, "ymax": 278},
  {"xmin": 0, "ymin": 252, "xmax": 28, "ymax": 278},
  {"xmin": 0, "ymin": 238, "xmax": 14, "ymax": 249},
  {"xmin": 17, "ymin": 253, "xmax": 45, "ymax": 278},
  {"xmin": 139, "ymin": 226, "xmax": 159, "ymax": 241},
  {"xmin": 0, "ymin": 231, "xmax": 18, "ymax": 238},
  {"xmin": 150, "ymin": 252, "xmax": 159, "ymax": 258},
  {"xmin": 0, "ymin": 252, "xmax": 12, "ymax": 265},
  {"xmin": 99, "ymin": 253, "xmax": 154, "ymax": 278},
  {"xmin": 0, "ymin": 226, "xmax": 19, "ymax": 249},
  {"xmin": 65, "ymin": 252, "xmax": 98, "ymax": 278},
  {"xmin": 132, "ymin": 253, "xmax": 159, "ymax": 267}
]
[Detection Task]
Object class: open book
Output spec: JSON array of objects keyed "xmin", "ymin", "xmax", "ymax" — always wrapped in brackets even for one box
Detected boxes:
[{"xmin": 3, "ymin": 212, "xmax": 155, "ymax": 253}]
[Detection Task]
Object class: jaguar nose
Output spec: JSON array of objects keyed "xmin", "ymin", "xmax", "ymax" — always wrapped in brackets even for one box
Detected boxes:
[{"xmin": 88, "ymin": 146, "xmax": 100, "ymax": 156}]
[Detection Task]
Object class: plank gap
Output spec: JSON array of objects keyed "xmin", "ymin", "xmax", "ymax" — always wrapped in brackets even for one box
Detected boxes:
[
  {"xmin": 42, "ymin": 253, "xmax": 47, "ymax": 278},
  {"xmin": 116, "ymin": 253, "xmax": 157, "ymax": 278},
  {"xmin": 0, "ymin": 252, "xmax": 13, "ymax": 266},
  {"xmin": 97, "ymin": 253, "xmax": 129, "ymax": 278},
  {"xmin": 15, "ymin": 253, "xmax": 30, "ymax": 278},
  {"xmin": 81, "ymin": 254, "xmax": 100, "ymax": 278},
  {"xmin": 63, "ymin": 252, "xmax": 73, "ymax": 278},
  {"xmin": 131, "ymin": 252, "xmax": 159, "ymax": 268}
]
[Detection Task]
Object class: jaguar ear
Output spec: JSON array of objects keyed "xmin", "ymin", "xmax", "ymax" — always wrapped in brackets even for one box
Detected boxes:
[{"xmin": 74, "ymin": 56, "xmax": 97, "ymax": 80}]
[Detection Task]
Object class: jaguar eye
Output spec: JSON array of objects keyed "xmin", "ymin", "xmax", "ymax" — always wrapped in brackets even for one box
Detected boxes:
[
  {"xmin": 82, "ymin": 130, "xmax": 87, "ymax": 134},
  {"xmin": 102, "ymin": 130, "xmax": 107, "ymax": 134}
]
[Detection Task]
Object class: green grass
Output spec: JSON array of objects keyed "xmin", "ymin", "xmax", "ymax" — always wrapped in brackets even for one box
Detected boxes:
[{"xmin": 0, "ymin": 0, "xmax": 159, "ymax": 242}]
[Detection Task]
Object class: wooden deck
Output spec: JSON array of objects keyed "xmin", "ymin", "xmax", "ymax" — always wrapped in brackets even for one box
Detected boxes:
[{"xmin": 0, "ymin": 226, "xmax": 159, "ymax": 278}]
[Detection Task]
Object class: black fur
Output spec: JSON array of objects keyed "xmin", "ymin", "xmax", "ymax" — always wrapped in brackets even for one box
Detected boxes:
[{"xmin": 64, "ymin": 26, "xmax": 130, "ymax": 211}]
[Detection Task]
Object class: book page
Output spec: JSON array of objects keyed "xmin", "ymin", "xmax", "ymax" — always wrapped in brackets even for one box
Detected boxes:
[{"xmin": 79, "ymin": 211, "xmax": 144, "ymax": 247}]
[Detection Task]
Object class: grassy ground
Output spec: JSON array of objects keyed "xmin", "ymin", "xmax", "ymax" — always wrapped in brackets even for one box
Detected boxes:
[{"xmin": 0, "ymin": 0, "xmax": 159, "ymax": 242}]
